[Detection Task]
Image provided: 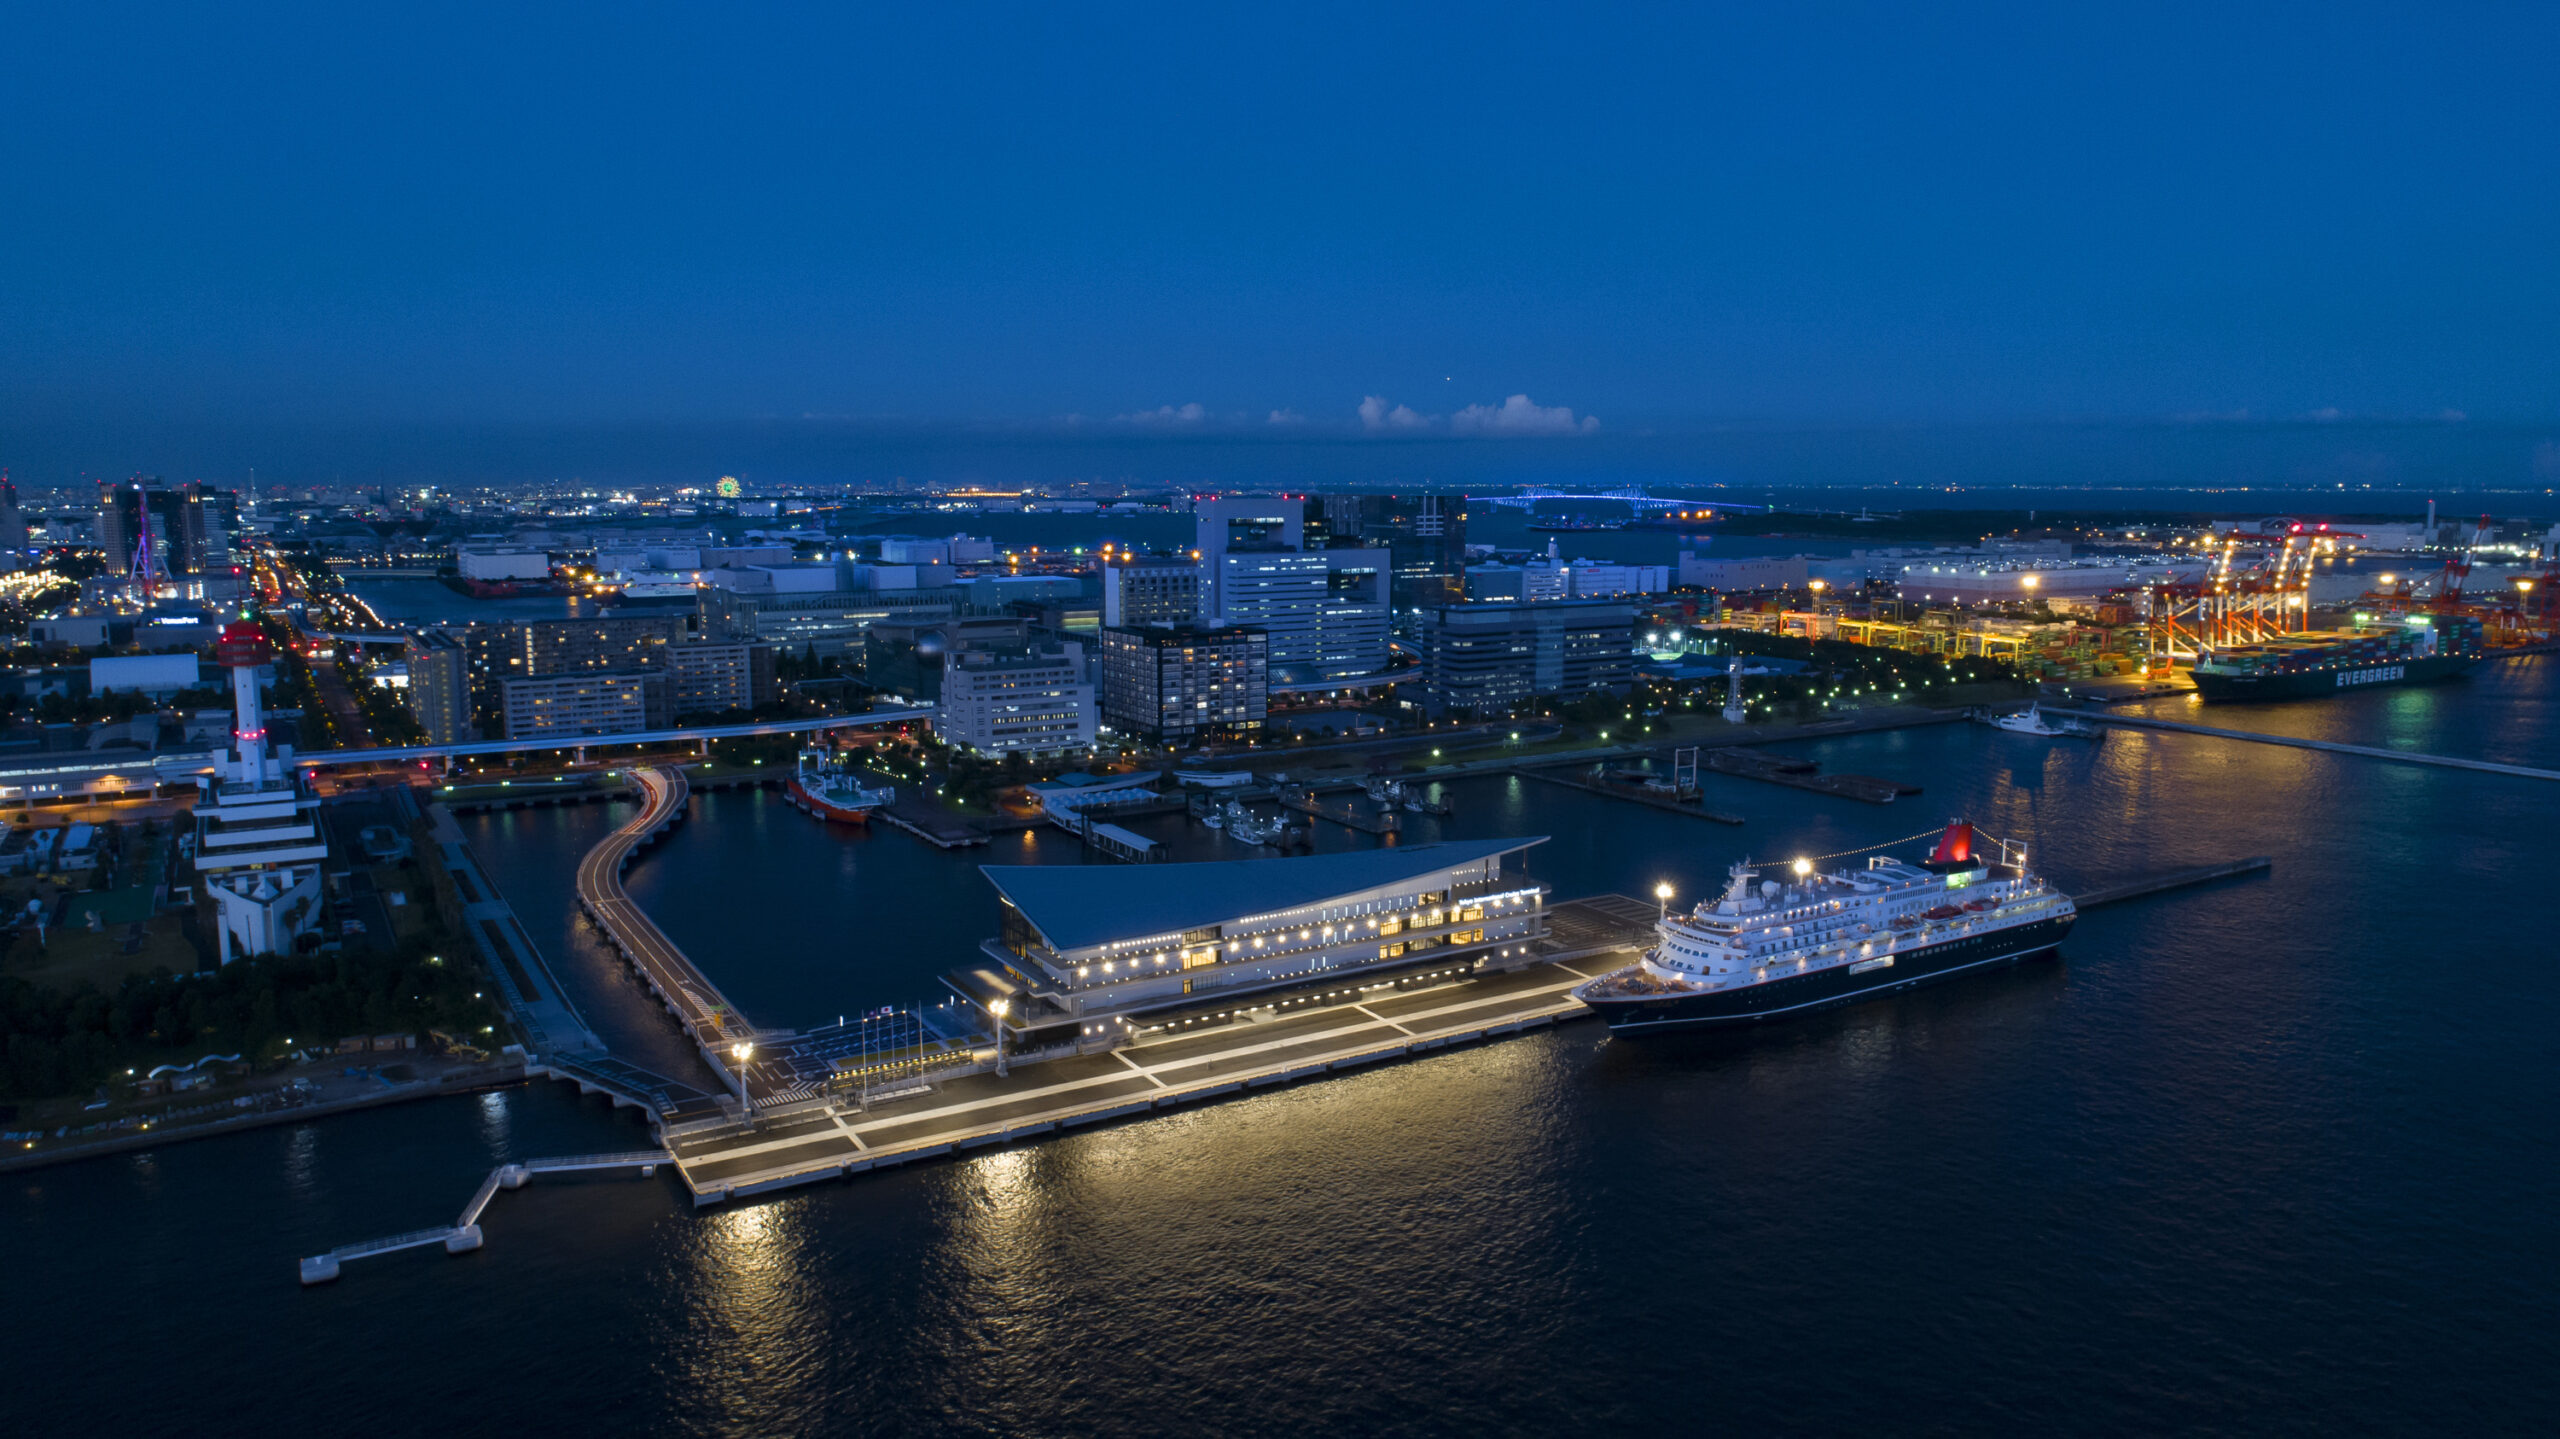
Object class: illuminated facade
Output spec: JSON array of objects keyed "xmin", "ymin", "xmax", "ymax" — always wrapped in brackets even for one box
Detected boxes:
[{"xmin": 956, "ymin": 838, "xmax": 1550, "ymax": 1052}]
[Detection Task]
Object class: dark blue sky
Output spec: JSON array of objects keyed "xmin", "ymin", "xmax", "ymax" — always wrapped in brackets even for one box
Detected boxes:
[{"xmin": 4, "ymin": 4, "xmax": 2557, "ymax": 473}]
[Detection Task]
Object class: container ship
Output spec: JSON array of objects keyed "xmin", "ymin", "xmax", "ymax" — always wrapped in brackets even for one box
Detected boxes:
[
  {"xmin": 786, "ymin": 744, "xmax": 895, "ymax": 824},
  {"xmin": 2189, "ymin": 614, "xmax": 2482, "ymax": 701},
  {"xmin": 1572, "ymin": 821, "xmax": 2074, "ymax": 1032}
]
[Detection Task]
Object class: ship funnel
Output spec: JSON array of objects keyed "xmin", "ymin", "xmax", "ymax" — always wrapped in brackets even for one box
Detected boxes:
[{"xmin": 1927, "ymin": 820, "xmax": 1976, "ymax": 867}]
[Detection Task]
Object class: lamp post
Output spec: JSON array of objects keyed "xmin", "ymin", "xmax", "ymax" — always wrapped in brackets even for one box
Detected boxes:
[
  {"xmin": 1654, "ymin": 881, "xmax": 1673, "ymax": 919},
  {"xmin": 989, "ymin": 998, "xmax": 1010, "ymax": 1077},
  {"xmin": 729, "ymin": 1040, "xmax": 754, "ymax": 1114}
]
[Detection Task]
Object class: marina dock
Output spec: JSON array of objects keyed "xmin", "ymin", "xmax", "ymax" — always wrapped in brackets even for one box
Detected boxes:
[
  {"xmin": 1278, "ymin": 788, "xmax": 1403, "ymax": 834},
  {"xmin": 2046, "ymin": 710, "xmax": 2560, "ymax": 782}
]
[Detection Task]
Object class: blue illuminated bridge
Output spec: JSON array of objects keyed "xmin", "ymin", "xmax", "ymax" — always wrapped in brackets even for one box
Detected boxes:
[{"xmin": 1469, "ymin": 487, "xmax": 1766, "ymax": 512}]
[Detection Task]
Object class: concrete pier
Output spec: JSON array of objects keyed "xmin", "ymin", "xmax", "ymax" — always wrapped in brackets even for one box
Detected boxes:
[
  {"xmin": 1512, "ymin": 765, "xmax": 1745, "ymax": 824},
  {"xmin": 2073, "ymin": 857, "xmax": 2271, "ymax": 909},
  {"xmin": 2048, "ymin": 709, "xmax": 2560, "ymax": 782}
]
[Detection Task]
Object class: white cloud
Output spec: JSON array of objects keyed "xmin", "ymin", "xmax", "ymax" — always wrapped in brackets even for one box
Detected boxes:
[
  {"xmin": 2308, "ymin": 406, "xmax": 2346, "ymax": 423},
  {"xmin": 1450, "ymin": 394, "xmax": 1599, "ymax": 436},
  {"xmin": 1119, "ymin": 402, "xmax": 1207, "ymax": 426},
  {"xmin": 1358, "ymin": 395, "xmax": 1429, "ymax": 431},
  {"xmin": 1267, "ymin": 408, "xmax": 1306, "ymax": 425}
]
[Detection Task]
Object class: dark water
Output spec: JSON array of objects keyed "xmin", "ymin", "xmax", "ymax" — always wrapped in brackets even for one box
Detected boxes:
[{"xmin": 8, "ymin": 661, "xmax": 2556, "ymax": 1435}]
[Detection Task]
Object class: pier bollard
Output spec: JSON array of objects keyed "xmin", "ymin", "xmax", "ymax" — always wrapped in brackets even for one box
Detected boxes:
[
  {"xmin": 499, "ymin": 1164, "xmax": 528, "ymax": 1190},
  {"xmin": 445, "ymin": 1225, "xmax": 484, "ymax": 1254},
  {"xmin": 298, "ymin": 1255, "xmax": 341, "ymax": 1285},
  {"xmin": 640, "ymin": 1164, "xmax": 658, "ymax": 1177}
]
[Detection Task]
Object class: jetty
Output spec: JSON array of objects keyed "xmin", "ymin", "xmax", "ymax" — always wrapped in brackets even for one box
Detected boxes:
[
  {"xmin": 1512, "ymin": 765, "xmax": 1744, "ymax": 824},
  {"xmin": 298, "ymin": 1150, "xmax": 670, "ymax": 1284},
  {"xmin": 1705, "ymin": 748, "xmax": 1920, "ymax": 804},
  {"xmin": 2045, "ymin": 709, "xmax": 2560, "ymax": 783},
  {"xmin": 2072, "ymin": 856, "xmax": 2271, "ymax": 909}
]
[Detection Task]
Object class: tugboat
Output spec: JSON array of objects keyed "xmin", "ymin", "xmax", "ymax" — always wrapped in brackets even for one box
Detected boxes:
[
  {"xmin": 785, "ymin": 743, "xmax": 894, "ymax": 825},
  {"xmin": 1573, "ymin": 821, "xmax": 2076, "ymax": 1032}
]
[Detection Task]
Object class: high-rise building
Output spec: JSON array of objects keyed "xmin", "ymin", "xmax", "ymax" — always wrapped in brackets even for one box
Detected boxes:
[
  {"xmin": 1098, "ymin": 624, "xmax": 1269, "ymax": 744},
  {"xmin": 1193, "ymin": 495, "xmax": 1389, "ymax": 682},
  {"xmin": 667, "ymin": 641, "xmax": 777, "ymax": 717},
  {"xmin": 1415, "ymin": 598, "xmax": 1636, "ymax": 717},
  {"xmin": 463, "ymin": 614, "xmax": 688, "ymax": 733},
  {"xmin": 1099, "ymin": 556, "xmax": 1203, "ymax": 628},
  {"xmin": 96, "ymin": 477, "xmax": 227, "ymax": 579},
  {"xmin": 1308, "ymin": 493, "xmax": 1468, "ymax": 612},
  {"xmin": 0, "ymin": 472, "xmax": 25, "ymax": 556},
  {"xmin": 404, "ymin": 632, "xmax": 472, "ymax": 744},
  {"xmin": 934, "ymin": 639, "xmax": 1098, "ymax": 757}
]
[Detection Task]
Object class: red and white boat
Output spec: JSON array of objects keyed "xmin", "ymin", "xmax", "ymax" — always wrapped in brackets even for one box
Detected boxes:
[{"xmin": 786, "ymin": 744, "xmax": 895, "ymax": 824}]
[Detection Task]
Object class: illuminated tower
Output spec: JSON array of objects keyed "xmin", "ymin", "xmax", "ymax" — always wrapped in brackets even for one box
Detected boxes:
[{"xmin": 190, "ymin": 622, "xmax": 328, "ymax": 962}]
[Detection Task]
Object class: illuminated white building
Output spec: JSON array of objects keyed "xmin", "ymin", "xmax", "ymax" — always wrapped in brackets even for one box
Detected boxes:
[
  {"xmin": 953, "ymin": 838, "xmax": 1550, "ymax": 1052},
  {"xmin": 192, "ymin": 623, "xmax": 327, "ymax": 963}
]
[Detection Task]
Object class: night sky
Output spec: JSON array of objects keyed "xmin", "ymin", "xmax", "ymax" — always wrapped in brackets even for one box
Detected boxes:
[{"xmin": 4, "ymin": 4, "xmax": 2556, "ymax": 482}]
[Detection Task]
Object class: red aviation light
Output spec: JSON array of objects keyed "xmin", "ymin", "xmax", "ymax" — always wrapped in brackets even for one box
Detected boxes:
[{"xmin": 1927, "ymin": 820, "xmax": 1976, "ymax": 866}]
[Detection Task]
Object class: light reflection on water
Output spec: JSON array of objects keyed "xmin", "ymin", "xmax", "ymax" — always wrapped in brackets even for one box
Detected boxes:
[{"xmin": 6, "ymin": 664, "xmax": 2556, "ymax": 1435}]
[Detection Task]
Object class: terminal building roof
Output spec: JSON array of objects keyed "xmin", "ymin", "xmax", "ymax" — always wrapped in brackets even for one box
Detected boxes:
[{"xmin": 982, "ymin": 837, "xmax": 1544, "ymax": 953}]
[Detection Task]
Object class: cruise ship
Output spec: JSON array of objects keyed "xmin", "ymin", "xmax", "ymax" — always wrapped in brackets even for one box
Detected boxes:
[{"xmin": 1573, "ymin": 821, "xmax": 2075, "ymax": 1032}]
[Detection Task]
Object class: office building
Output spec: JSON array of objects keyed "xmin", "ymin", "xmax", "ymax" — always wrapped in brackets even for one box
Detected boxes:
[
  {"xmin": 1310, "ymin": 493, "xmax": 1468, "ymax": 611},
  {"xmin": 500, "ymin": 670, "xmax": 672, "ymax": 738},
  {"xmin": 1415, "ymin": 598, "xmax": 1637, "ymax": 716},
  {"xmin": 1099, "ymin": 557, "xmax": 1203, "ymax": 628},
  {"xmin": 97, "ymin": 478, "xmax": 225, "ymax": 580},
  {"xmin": 1193, "ymin": 496, "xmax": 1390, "ymax": 681},
  {"xmin": 933, "ymin": 640, "xmax": 1098, "ymax": 757},
  {"xmin": 1098, "ymin": 624, "xmax": 1269, "ymax": 744}
]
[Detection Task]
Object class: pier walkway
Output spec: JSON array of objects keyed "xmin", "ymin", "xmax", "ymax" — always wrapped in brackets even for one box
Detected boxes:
[
  {"xmin": 2049, "ymin": 709, "xmax": 2560, "ymax": 783},
  {"xmin": 298, "ymin": 1150, "xmax": 670, "ymax": 1284},
  {"xmin": 573, "ymin": 766, "xmax": 757, "ymax": 1096}
]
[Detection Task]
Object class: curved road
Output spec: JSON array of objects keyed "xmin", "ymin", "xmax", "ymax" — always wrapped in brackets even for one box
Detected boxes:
[{"xmin": 575, "ymin": 766, "xmax": 759, "ymax": 1082}]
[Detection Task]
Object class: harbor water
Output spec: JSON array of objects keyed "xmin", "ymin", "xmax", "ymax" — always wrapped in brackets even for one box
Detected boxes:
[{"xmin": 6, "ymin": 657, "xmax": 2554, "ymax": 1435}]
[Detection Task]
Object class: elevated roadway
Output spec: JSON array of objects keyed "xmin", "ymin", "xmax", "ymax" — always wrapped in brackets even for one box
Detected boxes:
[{"xmin": 573, "ymin": 767, "xmax": 758, "ymax": 1091}]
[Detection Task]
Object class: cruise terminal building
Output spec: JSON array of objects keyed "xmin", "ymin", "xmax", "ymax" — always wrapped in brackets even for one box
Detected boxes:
[{"xmin": 950, "ymin": 838, "xmax": 1551, "ymax": 1055}]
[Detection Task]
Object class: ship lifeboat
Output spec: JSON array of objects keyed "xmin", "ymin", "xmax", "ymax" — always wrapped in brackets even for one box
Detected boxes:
[
  {"xmin": 1922, "ymin": 904, "xmax": 1964, "ymax": 920},
  {"xmin": 1962, "ymin": 899, "xmax": 1996, "ymax": 912},
  {"xmin": 1889, "ymin": 915, "xmax": 1921, "ymax": 930}
]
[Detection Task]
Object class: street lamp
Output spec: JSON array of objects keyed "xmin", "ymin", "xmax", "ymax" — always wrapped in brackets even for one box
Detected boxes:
[
  {"xmin": 990, "ymin": 998, "xmax": 1011, "ymax": 1077},
  {"xmin": 725, "ymin": 1040, "xmax": 755, "ymax": 1113},
  {"xmin": 1654, "ymin": 881, "xmax": 1673, "ymax": 918}
]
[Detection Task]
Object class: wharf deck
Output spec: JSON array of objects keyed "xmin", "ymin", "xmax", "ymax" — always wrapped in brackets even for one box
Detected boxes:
[{"xmin": 666, "ymin": 896, "xmax": 1663, "ymax": 1204}]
